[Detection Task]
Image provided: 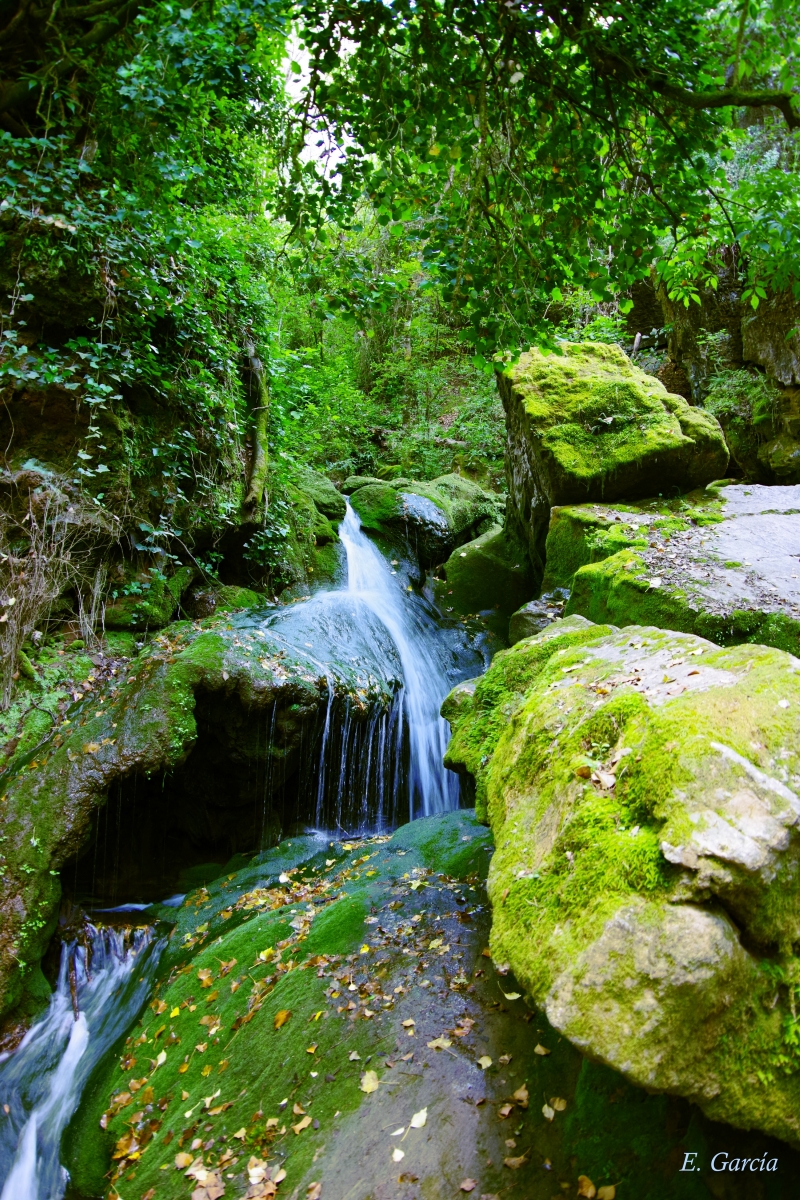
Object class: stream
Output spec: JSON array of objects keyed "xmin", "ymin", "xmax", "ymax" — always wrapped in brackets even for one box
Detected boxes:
[
  {"xmin": 0, "ymin": 927, "xmax": 163, "ymax": 1199},
  {"xmin": 0, "ymin": 503, "xmax": 483, "ymax": 1196}
]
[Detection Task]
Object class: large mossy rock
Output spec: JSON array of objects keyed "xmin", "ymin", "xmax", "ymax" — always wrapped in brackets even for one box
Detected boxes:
[
  {"xmin": 0, "ymin": 607, "xmax": 400, "ymax": 1022},
  {"xmin": 294, "ymin": 467, "xmax": 347, "ymax": 520},
  {"xmin": 496, "ymin": 342, "xmax": 729, "ymax": 581},
  {"xmin": 104, "ymin": 564, "xmax": 197, "ymax": 631},
  {"xmin": 61, "ymin": 806, "xmax": 797, "ymax": 1199},
  {"xmin": 443, "ymin": 616, "xmax": 800, "ymax": 1146},
  {"xmin": 543, "ymin": 482, "xmax": 800, "ymax": 657},
  {"xmin": 349, "ymin": 472, "xmax": 501, "ymax": 566},
  {"xmin": 435, "ymin": 524, "xmax": 535, "ymax": 617}
]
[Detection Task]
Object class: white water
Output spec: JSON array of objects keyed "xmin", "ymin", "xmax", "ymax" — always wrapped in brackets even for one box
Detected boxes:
[
  {"xmin": 339, "ymin": 502, "xmax": 460, "ymax": 817},
  {"xmin": 0, "ymin": 927, "xmax": 163, "ymax": 1200}
]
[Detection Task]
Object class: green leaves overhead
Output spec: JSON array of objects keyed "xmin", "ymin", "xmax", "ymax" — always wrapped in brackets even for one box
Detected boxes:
[{"xmin": 281, "ymin": 0, "xmax": 800, "ymax": 351}]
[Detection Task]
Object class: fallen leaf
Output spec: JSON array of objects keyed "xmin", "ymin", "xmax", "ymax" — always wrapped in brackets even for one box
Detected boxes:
[
  {"xmin": 550, "ymin": 1096, "xmax": 567, "ymax": 1111},
  {"xmin": 577, "ymin": 1177, "xmax": 597, "ymax": 1199},
  {"xmin": 477, "ymin": 1056, "xmax": 492, "ymax": 1070},
  {"xmin": 306, "ymin": 1043, "xmax": 318, "ymax": 1054},
  {"xmin": 533, "ymin": 1044, "xmax": 550, "ymax": 1056},
  {"xmin": 498, "ymin": 1054, "xmax": 512, "ymax": 1065},
  {"xmin": 647, "ymin": 577, "xmax": 662, "ymax": 589},
  {"xmin": 197, "ymin": 968, "xmax": 213, "ymax": 988},
  {"xmin": 292, "ymin": 1115, "xmax": 312, "ymax": 1134},
  {"xmin": 392, "ymin": 1148, "xmax": 405, "ymax": 1162},
  {"xmin": 274, "ymin": 1009, "xmax": 291, "ymax": 1029},
  {"xmin": 293, "ymin": 1103, "xmax": 306, "ymax": 1115},
  {"xmin": 175, "ymin": 1152, "xmax": 193, "ymax": 1168},
  {"xmin": 498, "ymin": 1104, "xmax": 514, "ymax": 1119},
  {"xmin": 427, "ymin": 1036, "xmax": 452, "ymax": 1050},
  {"xmin": 360, "ymin": 1070, "xmax": 380, "ymax": 1094},
  {"xmin": 152, "ymin": 998, "xmax": 167, "ymax": 1014},
  {"xmin": 597, "ymin": 1188, "xmax": 616, "ymax": 1200},
  {"xmin": 201, "ymin": 1064, "xmax": 212, "ymax": 1077},
  {"xmin": 542, "ymin": 1104, "xmax": 555, "ymax": 1121},
  {"xmin": 170, "ymin": 1007, "xmax": 180, "ymax": 1018},
  {"xmin": 502, "ymin": 992, "xmax": 520, "ymax": 1001},
  {"xmin": 232, "ymin": 1128, "xmax": 247, "ymax": 1140},
  {"xmin": 460, "ymin": 1181, "xmax": 477, "ymax": 1193},
  {"xmin": 398, "ymin": 1174, "xmax": 419, "ymax": 1184},
  {"xmin": 307, "ymin": 1185, "xmax": 322, "ymax": 1200},
  {"xmin": 512, "ymin": 1084, "xmax": 529, "ymax": 1108},
  {"xmin": 401, "ymin": 1018, "xmax": 415, "ymax": 1028},
  {"xmin": 481, "ymin": 947, "xmax": 492, "ymax": 958},
  {"xmin": 348, "ymin": 1050, "xmax": 361, "ymax": 1061},
  {"xmin": 274, "ymin": 1168, "xmax": 287, "ymax": 1182},
  {"xmin": 504, "ymin": 1155, "xmax": 528, "ymax": 1169}
]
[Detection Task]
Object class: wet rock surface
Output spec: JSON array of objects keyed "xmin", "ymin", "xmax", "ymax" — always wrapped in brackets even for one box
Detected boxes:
[
  {"xmin": 349, "ymin": 474, "xmax": 501, "ymax": 567},
  {"xmin": 443, "ymin": 618, "xmax": 800, "ymax": 1148},
  {"xmin": 543, "ymin": 482, "xmax": 800, "ymax": 654},
  {"xmin": 59, "ymin": 811, "xmax": 800, "ymax": 1200},
  {"xmin": 497, "ymin": 342, "xmax": 728, "ymax": 581}
]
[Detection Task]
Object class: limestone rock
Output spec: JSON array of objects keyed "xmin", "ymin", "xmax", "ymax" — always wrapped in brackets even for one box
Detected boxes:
[
  {"xmin": 436, "ymin": 525, "xmax": 535, "ymax": 617},
  {"xmin": 742, "ymin": 291, "xmax": 800, "ymax": 387},
  {"xmin": 543, "ymin": 482, "xmax": 800, "ymax": 657},
  {"xmin": 508, "ymin": 590, "xmax": 569, "ymax": 644},
  {"xmin": 443, "ymin": 617, "xmax": 800, "ymax": 1145},
  {"xmin": 496, "ymin": 342, "xmax": 728, "ymax": 581},
  {"xmin": 350, "ymin": 473, "xmax": 500, "ymax": 567}
]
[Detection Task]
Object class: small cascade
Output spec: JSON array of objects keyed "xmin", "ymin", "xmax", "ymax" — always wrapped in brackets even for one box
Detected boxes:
[
  {"xmin": 261, "ymin": 502, "xmax": 476, "ymax": 829},
  {"xmin": 0, "ymin": 926, "xmax": 164, "ymax": 1200},
  {"xmin": 338, "ymin": 503, "xmax": 461, "ymax": 817}
]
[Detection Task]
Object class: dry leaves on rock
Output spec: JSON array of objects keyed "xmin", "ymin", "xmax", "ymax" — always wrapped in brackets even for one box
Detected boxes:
[
  {"xmin": 427, "ymin": 1036, "xmax": 452, "ymax": 1050},
  {"xmin": 360, "ymin": 1070, "xmax": 380, "ymax": 1094},
  {"xmin": 477, "ymin": 1056, "xmax": 492, "ymax": 1070},
  {"xmin": 503, "ymin": 1155, "xmax": 528, "ymax": 1169},
  {"xmin": 306, "ymin": 1184, "xmax": 322, "ymax": 1200},
  {"xmin": 459, "ymin": 1181, "xmax": 477, "ymax": 1193},
  {"xmin": 409, "ymin": 1107, "xmax": 427, "ymax": 1129}
]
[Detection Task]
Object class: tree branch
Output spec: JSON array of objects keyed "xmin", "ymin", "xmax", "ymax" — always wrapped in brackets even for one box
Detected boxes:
[{"xmin": 656, "ymin": 83, "xmax": 800, "ymax": 129}]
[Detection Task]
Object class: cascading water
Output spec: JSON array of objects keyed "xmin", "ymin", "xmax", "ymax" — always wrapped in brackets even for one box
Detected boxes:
[
  {"xmin": 0, "ymin": 926, "xmax": 163, "ymax": 1200},
  {"xmin": 262, "ymin": 502, "xmax": 482, "ymax": 829},
  {"xmin": 338, "ymin": 502, "xmax": 461, "ymax": 816}
]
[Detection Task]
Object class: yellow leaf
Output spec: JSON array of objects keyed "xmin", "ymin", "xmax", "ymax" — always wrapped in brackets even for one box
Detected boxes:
[
  {"xmin": 577, "ymin": 1177, "xmax": 597, "ymax": 1199},
  {"xmin": 83, "ymin": 742, "xmax": 100, "ymax": 754},
  {"xmin": 306, "ymin": 1043, "xmax": 317, "ymax": 1054},
  {"xmin": 504, "ymin": 1155, "xmax": 528, "ymax": 1169},
  {"xmin": 597, "ymin": 1188, "xmax": 616, "ymax": 1200},
  {"xmin": 409, "ymin": 1107, "xmax": 427, "ymax": 1129},
  {"xmin": 477, "ymin": 1056, "xmax": 492, "ymax": 1070},
  {"xmin": 274, "ymin": 1167, "xmax": 287, "ymax": 1183},
  {"xmin": 503, "ymin": 992, "xmax": 520, "ymax": 1001},
  {"xmin": 359, "ymin": 944, "xmax": 371, "ymax": 955},
  {"xmin": 151, "ymin": 998, "xmax": 167, "ymax": 1014},
  {"xmin": 428, "ymin": 938, "xmax": 442, "ymax": 949},
  {"xmin": 426, "ymin": 1036, "xmax": 452, "ymax": 1050},
  {"xmin": 292, "ymin": 1115, "xmax": 312, "ymax": 1134},
  {"xmin": 170, "ymin": 1007, "xmax": 180, "ymax": 1018},
  {"xmin": 201, "ymin": 1064, "xmax": 212, "ymax": 1076},
  {"xmin": 551, "ymin": 1096, "xmax": 567, "ymax": 1111},
  {"xmin": 179, "ymin": 1062, "xmax": 189, "ymax": 1073},
  {"xmin": 512, "ymin": 1085, "xmax": 529, "ymax": 1108},
  {"xmin": 232, "ymin": 1127, "xmax": 247, "ymax": 1140},
  {"xmin": 174, "ymin": 1152, "xmax": 193, "ymax": 1168},
  {"xmin": 401, "ymin": 1019, "xmax": 415, "ymax": 1028},
  {"xmin": 534, "ymin": 1043, "xmax": 550, "ymax": 1056},
  {"xmin": 360, "ymin": 1070, "xmax": 380, "ymax": 1094},
  {"xmin": 197, "ymin": 968, "xmax": 213, "ymax": 988},
  {"xmin": 274, "ymin": 1009, "xmax": 291, "ymax": 1029}
]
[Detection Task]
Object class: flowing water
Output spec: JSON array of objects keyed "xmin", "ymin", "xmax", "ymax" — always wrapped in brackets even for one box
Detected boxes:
[
  {"xmin": 262, "ymin": 502, "xmax": 483, "ymax": 827},
  {"xmin": 0, "ymin": 927, "xmax": 163, "ymax": 1200}
]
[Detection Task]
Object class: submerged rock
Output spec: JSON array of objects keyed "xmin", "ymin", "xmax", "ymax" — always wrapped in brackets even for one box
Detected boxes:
[
  {"xmin": 349, "ymin": 473, "xmax": 500, "ymax": 566},
  {"xmin": 443, "ymin": 617, "xmax": 800, "ymax": 1146},
  {"xmin": 497, "ymin": 342, "xmax": 729, "ymax": 581},
  {"xmin": 544, "ymin": 482, "xmax": 800, "ymax": 656}
]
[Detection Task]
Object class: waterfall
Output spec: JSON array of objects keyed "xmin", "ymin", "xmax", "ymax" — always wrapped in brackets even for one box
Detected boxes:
[
  {"xmin": 0, "ymin": 926, "xmax": 163, "ymax": 1200},
  {"xmin": 338, "ymin": 502, "xmax": 460, "ymax": 818}
]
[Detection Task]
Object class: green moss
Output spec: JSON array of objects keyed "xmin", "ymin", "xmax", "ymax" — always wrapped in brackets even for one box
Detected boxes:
[
  {"xmin": 435, "ymin": 524, "xmax": 534, "ymax": 617},
  {"xmin": 499, "ymin": 342, "xmax": 728, "ymax": 494},
  {"xmin": 104, "ymin": 564, "xmax": 197, "ymax": 631},
  {"xmin": 443, "ymin": 619, "xmax": 800, "ymax": 1144}
]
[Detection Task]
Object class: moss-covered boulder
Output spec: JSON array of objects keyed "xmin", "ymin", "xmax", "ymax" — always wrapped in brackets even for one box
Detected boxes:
[
  {"xmin": 294, "ymin": 467, "xmax": 347, "ymax": 520},
  {"xmin": 0, "ymin": 608, "xmax": 400, "ymax": 1022},
  {"xmin": 542, "ymin": 482, "xmax": 800, "ymax": 657},
  {"xmin": 443, "ymin": 617, "xmax": 800, "ymax": 1146},
  {"xmin": 350, "ymin": 473, "xmax": 501, "ymax": 566},
  {"xmin": 497, "ymin": 342, "xmax": 729, "ymax": 581},
  {"xmin": 104, "ymin": 564, "xmax": 197, "ymax": 631},
  {"xmin": 435, "ymin": 525, "xmax": 535, "ymax": 617}
]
